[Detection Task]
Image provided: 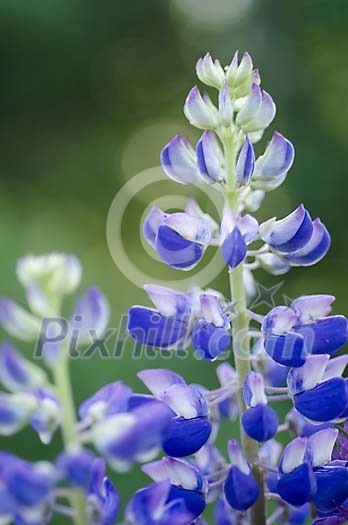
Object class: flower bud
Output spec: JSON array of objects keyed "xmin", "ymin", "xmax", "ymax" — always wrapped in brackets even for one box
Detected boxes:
[
  {"xmin": 196, "ymin": 53, "xmax": 225, "ymax": 90},
  {"xmin": 0, "ymin": 343, "xmax": 46, "ymax": 392},
  {"xmin": 235, "ymin": 135, "xmax": 255, "ymax": 185},
  {"xmin": 218, "ymin": 83, "xmax": 233, "ymax": 126},
  {"xmin": 184, "ymin": 86, "xmax": 219, "ymax": 130},
  {"xmin": 0, "ymin": 299, "xmax": 40, "ymax": 342}
]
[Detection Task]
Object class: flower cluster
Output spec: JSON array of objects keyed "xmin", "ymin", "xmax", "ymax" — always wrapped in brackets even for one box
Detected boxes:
[{"xmin": 0, "ymin": 50, "xmax": 346, "ymax": 525}]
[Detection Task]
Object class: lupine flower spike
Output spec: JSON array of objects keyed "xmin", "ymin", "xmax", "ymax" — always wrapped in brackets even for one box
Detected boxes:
[{"xmin": 0, "ymin": 50, "xmax": 346, "ymax": 525}]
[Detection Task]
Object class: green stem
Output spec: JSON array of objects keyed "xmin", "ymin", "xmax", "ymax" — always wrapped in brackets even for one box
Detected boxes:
[
  {"xmin": 223, "ymin": 136, "xmax": 266, "ymax": 525},
  {"xmin": 53, "ymin": 352, "xmax": 87, "ymax": 525}
]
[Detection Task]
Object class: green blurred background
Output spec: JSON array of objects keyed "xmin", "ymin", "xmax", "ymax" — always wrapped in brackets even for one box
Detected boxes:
[{"xmin": 0, "ymin": 0, "xmax": 347, "ymax": 521}]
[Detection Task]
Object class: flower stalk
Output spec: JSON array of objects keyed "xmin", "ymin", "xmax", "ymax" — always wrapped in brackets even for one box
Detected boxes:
[{"xmin": 223, "ymin": 135, "xmax": 266, "ymax": 525}]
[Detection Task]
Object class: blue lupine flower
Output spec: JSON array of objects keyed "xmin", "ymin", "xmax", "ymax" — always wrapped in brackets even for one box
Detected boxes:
[
  {"xmin": 277, "ymin": 429, "xmax": 339, "ymax": 507},
  {"xmin": 160, "ymin": 135, "xmax": 200, "ymax": 185},
  {"xmin": 90, "ymin": 399, "xmax": 173, "ymax": 472},
  {"xmin": 184, "ymin": 86, "xmax": 219, "ymax": 130},
  {"xmin": 142, "ymin": 457, "xmax": 207, "ymax": 518},
  {"xmin": 262, "ymin": 295, "xmax": 348, "ymax": 367},
  {"xmin": 125, "ymin": 481, "xmax": 196, "ymax": 525},
  {"xmin": 242, "ymin": 372, "xmax": 279, "ymax": 442},
  {"xmin": 224, "ymin": 441, "xmax": 260, "ymax": 511},
  {"xmin": 143, "ymin": 204, "xmax": 213, "ymax": 270},
  {"xmin": 251, "ymin": 131, "xmax": 295, "ymax": 191},
  {"xmin": 138, "ymin": 369, "xmax": 212, "ymax": 457},
  {"xmin": 56, "ymin": 448, "xmax": 96, "ymax": 488},
  {"xmin": 236, "ymin": 135, "xmax": 255, "ymax": 185},
  {"xmin": 86, "ymin": 459, "xmax": 120, "ymax": 525},
  {"xmin": 196, "ymin": 131, "xmax": 224, "ymax": 183},
  {"xmin": 287, "ymin": 354, "xmax": 348, "ymax": 422},
  {"xmin": 260, "ymin": 204, "xmax": 313, "ymax": 254},
  {"xmin": 128, "ymin": 285, "xmax": 231, "ymax": 360},
  {"xmin": 277, "ymin": 437, "xmax": 317, "ymax": 506},
  {"xmin": 0, "ymin": 342, "xmax": 46, "ymax": 392},
  {"xmin": 221, "ymin": 211, "xmax": 258, "ymax": 269}
]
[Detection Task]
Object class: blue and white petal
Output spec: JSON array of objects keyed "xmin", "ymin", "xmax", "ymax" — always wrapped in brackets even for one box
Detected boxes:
[
  {"xmin": 221, "ymin": 227, "xmax": 247, "ymax": 269},
  {"xmin": 262, "ymin": 306, "xmax": 298, "ymax": 335},
  {"xmin": 279, "ymin": 436, "xmax": 308, "ymax": 475},
  {"xmin": 258, "ymin": 253, "xmax": 291, "ymax": 275},
  {"xmin": 307, "ymin": 428, "xmax": 338, "ymax": 468},
  {"xmin": 243, "ymin": 372, "xmax": 267, "ymax": 407},
  {"xmin": 144, "ymin": 284, "xmax": 193, "ymax": 319},
  {"xmin": 224, "ymin": 441, "xmax": 259, "ymax": 511},
  {"xmin": 200, "ymin": 293, "xmax": 227, "ymax": 328},
  {"xmin": 252, "ymin": 132, "xmax": 295, "ymax": 190},
  {"xmin": 260, "ymin": 205, "xmax": 313, "ymax": 253},
  {"xmin": 79, "ymin": 381, "xmax": 132, "ymax": 421},
  {"xmin": 264, "ymin": 331, "xmax": 307, "ymax": 367},
  {"xmin": 138, "ymin": 369, "xmax": 186, "ymax": 398},
  {"xmin": 142, "ymin": 205, "xmax": 165, "ymax": 249},
  {"xmin": 236, "ymin": 84, "xmax": 262, "ymax": 126},
  {"xmin": 282, "ymin": 218, "xmax": 331, "ymax": 266},
  {"xmin": 160, "ymin": 135, "xmax": 200, "ymax": 185},
  {"xmin": 236, "ymin": 135, "xmax": 255, "ymax": 185},
  {"xmin": 142, "ymin": 457, "xmax": 205, "ymax": 493},
  {"xmin": 246, "ymin": 90, "xmax": 276, "ymax": 133},
  {"xmin": 291, "ymin": 295, "xmax": 335, "ymax": 324},
  {"xmin": 196, "ymin": 131, "xmax": 224, "ymax": 183},
  {"xmin": 161, "ymin": 384, "xmax": 208, "ymax": 419},
  {"xmin": 287, "ymin": 354, "xmax": 329, "ymax": 397}
]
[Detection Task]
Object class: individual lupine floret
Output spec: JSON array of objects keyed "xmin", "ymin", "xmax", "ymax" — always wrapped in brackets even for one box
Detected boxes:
[
  {"xmin": 160, "ymin": 135, "xmax": 201, "ymax": 185},
  {"xmin": 196, "ymin": 52, "xmax": 225, "ymax": 90},
  {"xmin": 184, "ymin": 86, "xmax": 219, "ymax": 130},
  {"xmin": 0, "ymin": 342, "xmax": 46, "ymax": 392},
  {"xmin": 142, "ymin": 456, "xmax": 207, "ymax": 519},
  {"xmin": 287, "ymin": 354, "xmax": 348, "ymax": 422},
  {"xmin": 259, "ymin": 205, "xmax": 331, "ymax": 268},
  {"xmin": 191, "ymin": 293, "xmax": 231, "ymax": 360},
  {"xmin": 235, "ymin": 83, "xmax": 276, "ymax": 134},
  {"xmin": 143, "ymin": 204, "xmax": 214, "ymax": 270},
  {"xmin": 251, "ymin": 131, "xmax": 295, "ymax": 191},
  {"xmin": 223, "ymin": 440, "xmax": 260, "ymax": 511},
  {"xmin": 0, "ymin": 452, "xmax": 58, "ymax": 525},
  {"xmin": 86, "ymin": 459, "xmax": 120, "ymax": 525},
  {"xmin": 0, "ymin": 391, "xmax": 37, "ymax": 435},
  {"xmin": 138, "ymin": 369, "xmax": 212, "ymax": 457},
  {"xmin": 125, "ymin": 481, "xmax": 196, "ymax": 525},
  {"xmin": 128, "ymin": 284, "xmax": 233, "ymax": 360},
  {"xmin": 79, "ymin": 381, "xmax": 173, "ymax": 471},
  {"xmin": 196, "ymin": 131, "xmax": 225, "ymax": 184},
  {"xmin": 221, "ymin": 210, "xmax": 259, "ymax": 269},
  {"xmin": 241, "ymin": 372, "xmax": 279, "ymax": 442},
  {"xmin": 276, "ymin": 429, "xmax": 339, "ymax": 507},
  {"xmin": 226, "ymin": 51, "xmax": 261, "ymax": 100},
  {"xmin": 262, "ymin": 295, "xmax": 348, "ymax": 367}
]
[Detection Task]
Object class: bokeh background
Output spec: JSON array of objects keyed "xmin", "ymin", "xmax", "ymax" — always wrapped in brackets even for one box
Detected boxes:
[{"xmin": 0, "ymin": 0, "xmax": 347, "ymax": 522}]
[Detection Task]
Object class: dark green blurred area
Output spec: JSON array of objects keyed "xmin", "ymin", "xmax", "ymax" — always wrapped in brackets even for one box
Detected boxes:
[{"xmin": 0, "ymin": 0, "xmax": 347, "ymax": 521}]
